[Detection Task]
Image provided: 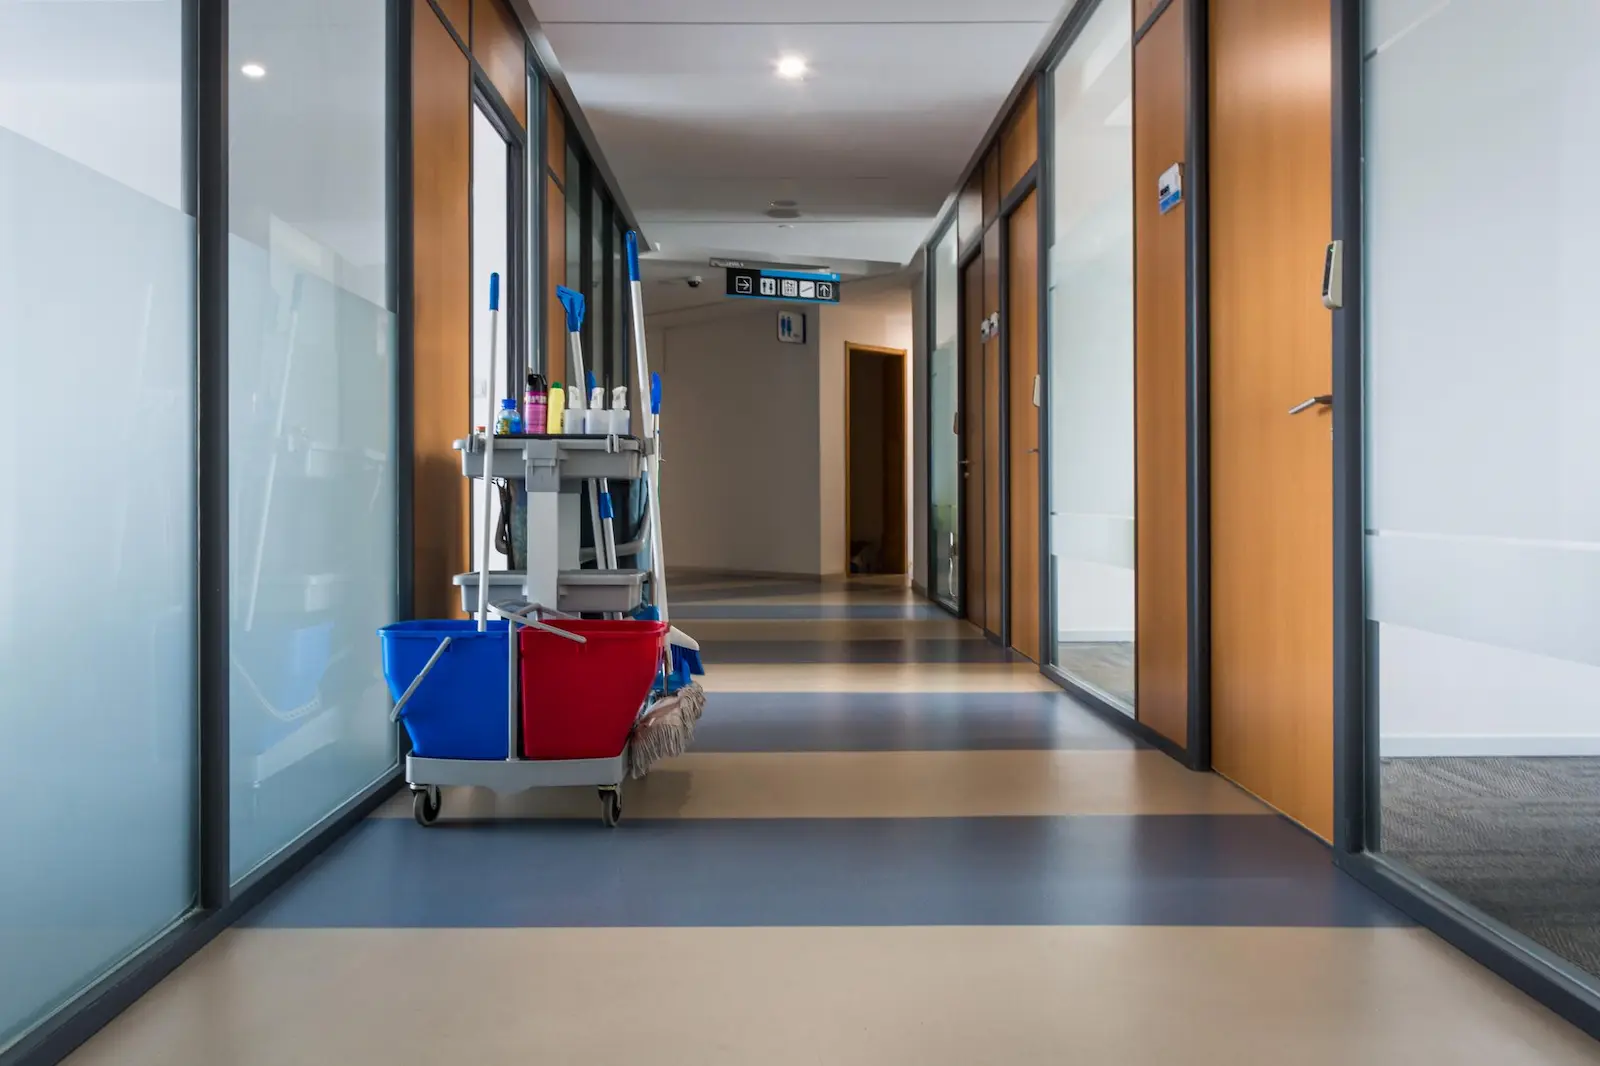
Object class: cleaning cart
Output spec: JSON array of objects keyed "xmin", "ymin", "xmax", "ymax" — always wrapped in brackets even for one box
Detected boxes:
[{"xmin": 377, "ymin": 270, "xmax": 697, "ymax": 827}]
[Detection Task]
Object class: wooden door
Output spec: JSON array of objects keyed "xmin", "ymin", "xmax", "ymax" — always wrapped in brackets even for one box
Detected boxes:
[
  {"xmin": 1209, "ymin": 0, "xmax": 1334, "ymax": 839},
  {"xmin": 882, "ymin": 352, "xmax": 907, "ymax": 574},
  {"xmin": 1008, "ymin": 190, "xmax": 1041, "ymax": 662},
  {"xmin": 983, "ymin": 226, "xmax": 1003, "ymax": 634},
  {"xmin": 961, "ymin": 259, "xmax": 986, "ymax": 627}
]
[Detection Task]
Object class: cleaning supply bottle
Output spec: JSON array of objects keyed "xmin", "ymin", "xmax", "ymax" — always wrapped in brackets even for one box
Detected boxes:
[
  {"xmin": 495, "ymin": 397, "xmax": 522, "ymax": 435},
  {"xmin": 611, "ymin": 385, "xmax": 629, "ymax": 436},
  {"xmin": 523, "ymin": 373, "xmax": 547, "ymax": 434},
  {"xmin": 547, "ymin": 382, "xmax": 566, "ymax": 434}
]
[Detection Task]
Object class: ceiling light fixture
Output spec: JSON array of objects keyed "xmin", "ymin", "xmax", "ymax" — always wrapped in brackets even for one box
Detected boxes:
[
  {"xmin": 775, "ymin": 54, "xmax": 807, "ymax": 80},
  {"xmin": 240, "ymin": 62, "xmax": 267, "ymax": 79}
]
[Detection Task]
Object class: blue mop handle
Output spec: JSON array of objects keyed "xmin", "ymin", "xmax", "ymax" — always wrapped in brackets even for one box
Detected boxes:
[
  {"xmin": 489, "ymin": 271, "xmax": 500, "ymax": 311},
  {"xmin": 626, "ymin": 230, "xmax": 641, "ymax": 282},
  {"xmin": 650, "ymin": 371, "xmax": 662, "ymax": 416},
  {"xmin": 556, "ymin": 285, "xmax": 585, "ymax": 332}
]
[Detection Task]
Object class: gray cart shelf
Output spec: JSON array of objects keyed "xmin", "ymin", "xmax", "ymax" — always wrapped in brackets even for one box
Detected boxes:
[{"xmin": 453, "ymin": 568, "xmax": 647, "ymax": 616}]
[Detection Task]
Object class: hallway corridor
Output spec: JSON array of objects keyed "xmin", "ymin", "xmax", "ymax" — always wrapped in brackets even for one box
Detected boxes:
[{"xmin": 65, "ymin": 578, "xmax": 1600, "ymax": 1065}]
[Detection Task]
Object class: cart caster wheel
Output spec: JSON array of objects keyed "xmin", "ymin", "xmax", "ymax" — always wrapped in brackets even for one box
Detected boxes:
[
  {"xmin": 599, "ymin": 789, "xmax": 622, "ymax": 828},
  {"xmin": 413, "ymin": 787, "xmax": 442, "ymax": 827}
]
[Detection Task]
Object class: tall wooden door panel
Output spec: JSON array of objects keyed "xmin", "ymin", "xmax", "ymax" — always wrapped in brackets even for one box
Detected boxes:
[
  {"xmin": 983, "ymin": 226, "xmax": 1003, "ymax": 633},
  {"xmin": 962, "ymin": 260, "xmax": 986, "ymax": 629},
  {"xmin": 1133, "ymin": 0, "xmax": 1190, "ymax": 746},
  {"xmin": 1209, "ymin": 0, "xmax": 1334, "ymax": 839},
  {"xmin": 1008, "ymin": 190, "xmax": 1041, "ymax": 662}
]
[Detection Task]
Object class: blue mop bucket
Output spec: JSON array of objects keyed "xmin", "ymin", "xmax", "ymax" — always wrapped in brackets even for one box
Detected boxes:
[{"xmin": 379, "ymin": 620, "xmax": 509, "ymax": 759}]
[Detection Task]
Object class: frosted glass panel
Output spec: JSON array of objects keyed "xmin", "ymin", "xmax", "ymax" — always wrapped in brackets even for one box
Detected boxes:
[
  {"xmin": 929, "ymin": 225, "xmax": 960, "ymax": 608},
  {"xmin": 471, "ymin": 105, "xmax": 510, "ymax": 571},
  {"xmin": 1047, "ymin": 0, "xmax": 1135, "ymax": 712},
  {"xmin": 228, "ymin": 0, "xmax": 397, "ymax": 881},
  {"xmin": 0, "ymin": 81, "xmax": 195, "ymax": 1061},
  {"xmin": 1366, "ymin": 0, "xmax": 1600, "ymax": 976}
]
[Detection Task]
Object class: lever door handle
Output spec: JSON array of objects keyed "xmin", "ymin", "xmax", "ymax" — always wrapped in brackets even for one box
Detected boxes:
[
  {"xmin": 1025, "ymin": 448, "xmax": 1039, "ymax": 454},
  {"xmin": 1289, "ymin": 394, "xmax": 1333, "ymax": 415}
]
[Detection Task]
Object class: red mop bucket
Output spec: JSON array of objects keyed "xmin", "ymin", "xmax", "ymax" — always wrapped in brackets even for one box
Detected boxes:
[{"xmin": 518, "ymin": 618, "xmax": 668, "ymax": 760}]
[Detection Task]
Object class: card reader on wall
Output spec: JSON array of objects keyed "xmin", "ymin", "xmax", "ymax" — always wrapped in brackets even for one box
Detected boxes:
[{"xmin": 1322, "ymin": 240, "xmax": 1343, "ymax": 310}]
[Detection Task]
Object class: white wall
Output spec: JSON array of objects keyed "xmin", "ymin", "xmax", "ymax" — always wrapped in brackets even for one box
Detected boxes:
[
  {"xmin": 645, "ymin": 304, "xmax": 823, "ymax": 575},
  {"xmin": 818, "ymin": 294, "xmax": 914, "ymax": 576},
  {"xmin": 1367, "ymin": 0, "xmax": 1600, "ymax": 757}
]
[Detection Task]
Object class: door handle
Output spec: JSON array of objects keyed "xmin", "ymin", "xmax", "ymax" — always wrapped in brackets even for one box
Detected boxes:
[
  {"xmin": 958, "ymin": 459, "xmax": 972, "ymax": 466},
  {"xmin": 1025, "ymin": 448, "xmax": 1039, "ymax": 454},
  {"xmin": 1288, "ymin": 394, "xmax": 1333, "ymax": 415}
]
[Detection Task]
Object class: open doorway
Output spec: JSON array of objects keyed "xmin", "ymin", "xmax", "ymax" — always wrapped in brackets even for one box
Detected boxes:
[{"xmin": 845, "ymin": 343, "xmax": 908, "ymax": 575}]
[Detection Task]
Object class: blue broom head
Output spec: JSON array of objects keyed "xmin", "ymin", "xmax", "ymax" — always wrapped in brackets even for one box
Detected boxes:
[{"xmin": 671, "ymin": 643, "xmax": 705, "ymax": 677}]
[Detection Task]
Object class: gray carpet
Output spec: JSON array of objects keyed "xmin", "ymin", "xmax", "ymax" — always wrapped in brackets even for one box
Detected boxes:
[
  {"xmin": 1055, "ymin": 641, "xmax": 1135, "ymax": 713},
  {"xmin": 1381, "ymin": 756, "xmax": 1600, "ymax": 976}
]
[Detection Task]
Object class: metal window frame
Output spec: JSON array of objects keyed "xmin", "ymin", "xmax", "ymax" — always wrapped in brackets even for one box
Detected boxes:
[{"xmin": 1324, "ymin": 0, "xmax": 1600, "ymax": 1041}]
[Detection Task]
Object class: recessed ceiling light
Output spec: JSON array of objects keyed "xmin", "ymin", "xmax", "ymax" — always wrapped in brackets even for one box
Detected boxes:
[
  {"xmin": 775, "ymin": 54, "xmax": 807, "ymax": 80},
  {"xmin": 777, "ymin": 223, "xmax": 793, "ymax": 229},
  {"xmin": 240, "ymin": 62, "xmax": 267, "ymax": 79},
  {"xmin": 770, "ymin": 199, "xmax": 798, "ymax": 208}
]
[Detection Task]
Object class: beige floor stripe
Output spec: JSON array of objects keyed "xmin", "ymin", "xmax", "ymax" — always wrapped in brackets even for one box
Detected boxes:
[
  {"xmin": 66, "ymin": 927, "xmax": 1600, "ymax": 1066},
  {"xmin": 372, "ymin": 750, "xmax": 1269, "ymax": 820}
]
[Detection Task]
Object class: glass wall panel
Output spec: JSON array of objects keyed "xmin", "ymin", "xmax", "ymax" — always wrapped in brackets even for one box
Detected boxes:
[
  {"xmin": 1046, "ymin": 0, "xmax": 1136, "ymax": 713},
  {"xmin": 227, "ymin": 0, "xmax": 398, "ymax": 880},
  {"xmin": 471, "ymin": 103, "xmax": 511, "ymax": 570},
  {"xmin": 1366, "ymin": 0, "xmax": 1600, "ymax": 978},
  {"xmin": 0, "ymin": 0, "xmax": 196, "ymax": 1048},
  {"xmin": 929, "ymin": 225, "xmax": 961, "ymax": 609},
  {"xmin": 590, "ymin": 186, "xmax": 607, "ymax": 388},
  {"xmin": 614, "ymin": 221, "xmax": 628, "ymax": 390},
  {"xmin": 566, "ymin": 147, "xmax": 582, "ymax": 294}
]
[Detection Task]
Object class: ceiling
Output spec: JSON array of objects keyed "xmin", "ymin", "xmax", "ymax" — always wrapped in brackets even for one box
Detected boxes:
[{"xmin": 533, "ymin": 0, "xmax": 1067, "ymax": 308}]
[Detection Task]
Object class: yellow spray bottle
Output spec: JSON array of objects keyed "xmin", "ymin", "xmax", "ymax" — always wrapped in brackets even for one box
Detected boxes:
[{"xmin": 546, "ymin": 382, "xmax": 565, "ymax": 434}]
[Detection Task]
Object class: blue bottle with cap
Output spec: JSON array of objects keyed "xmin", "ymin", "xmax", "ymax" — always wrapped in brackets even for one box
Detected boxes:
[{"xmin": 495, "ymin": 397, "xmax": 522, "ymax": 435}]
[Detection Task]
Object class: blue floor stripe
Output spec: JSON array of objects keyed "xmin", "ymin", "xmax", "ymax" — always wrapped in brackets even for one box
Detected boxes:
[
  {"xmin": 243, "ymin": 815, "xmax": 1407, "ymax": 930},
  {"xmin": 673, "ymin": 603, "xmax": 949, "ymax": 621},
  {"xmin": 703, "ymin": 639, "xmax": 1018, "ymax": 665},
  {"xmin": 691, "ymin": 692, "xmax": 1141, "ymax": 751}
]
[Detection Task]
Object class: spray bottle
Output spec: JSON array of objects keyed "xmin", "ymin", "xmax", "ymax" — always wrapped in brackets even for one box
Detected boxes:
[{"xmin": 523, "ymin": 373, "xmax": 548, "ymax": 434}]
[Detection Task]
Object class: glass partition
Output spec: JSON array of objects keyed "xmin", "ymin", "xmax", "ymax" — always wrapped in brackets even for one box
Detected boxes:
[
  {"xmin": 1365, "ymin": 0, "xmax": 1600, "ymax": 980},
  {"xmin": 0, "ymin": 1, "xmax": 196, "ymax": 1046},
  {"xmin": 471, "ymin": 102, "xmax": 511, "ymax": 569},
  {"xmin": 227, "ymin": 0, "xmax": 398, "ymax": 880},
  {"xmin": 1046, "ymin": 0, "xmax": 1136, "ymax": 713},
  {"xmin": 929, "ymin": 224, "xmax": 961, "ymax": 609}
]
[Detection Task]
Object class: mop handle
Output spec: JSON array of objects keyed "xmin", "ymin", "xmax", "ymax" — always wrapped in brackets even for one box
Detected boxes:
[
  {"xmin": 477, "ymin": 272, "xmax": 501, "ymax": 632},
  {"xmin": 626, "ymin": 232, "xmax": 670, "ymax": 623},
  {"xmin": 558, "ymin": 287, "xmax": 611, "ymax": 577}
]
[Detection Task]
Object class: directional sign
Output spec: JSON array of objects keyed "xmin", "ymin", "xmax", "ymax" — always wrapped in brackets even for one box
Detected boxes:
[{"xmin": 726, "ymin": 267, "xmax": 841, "ymax": 304}]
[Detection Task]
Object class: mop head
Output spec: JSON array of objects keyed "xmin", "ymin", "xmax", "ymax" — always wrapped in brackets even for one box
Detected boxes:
[{"xmin": 629, "ymin": 682, "xmax": 706, "ymax": 778}]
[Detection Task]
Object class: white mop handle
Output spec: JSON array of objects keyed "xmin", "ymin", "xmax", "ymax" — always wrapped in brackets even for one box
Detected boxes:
[
  {"xmin": 626, "ymin": 232, "xmax": 670, "ymax": 622},
  {"xmin": 477, "ymin": 271, "xmax": 501, "ymax": 632}
]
